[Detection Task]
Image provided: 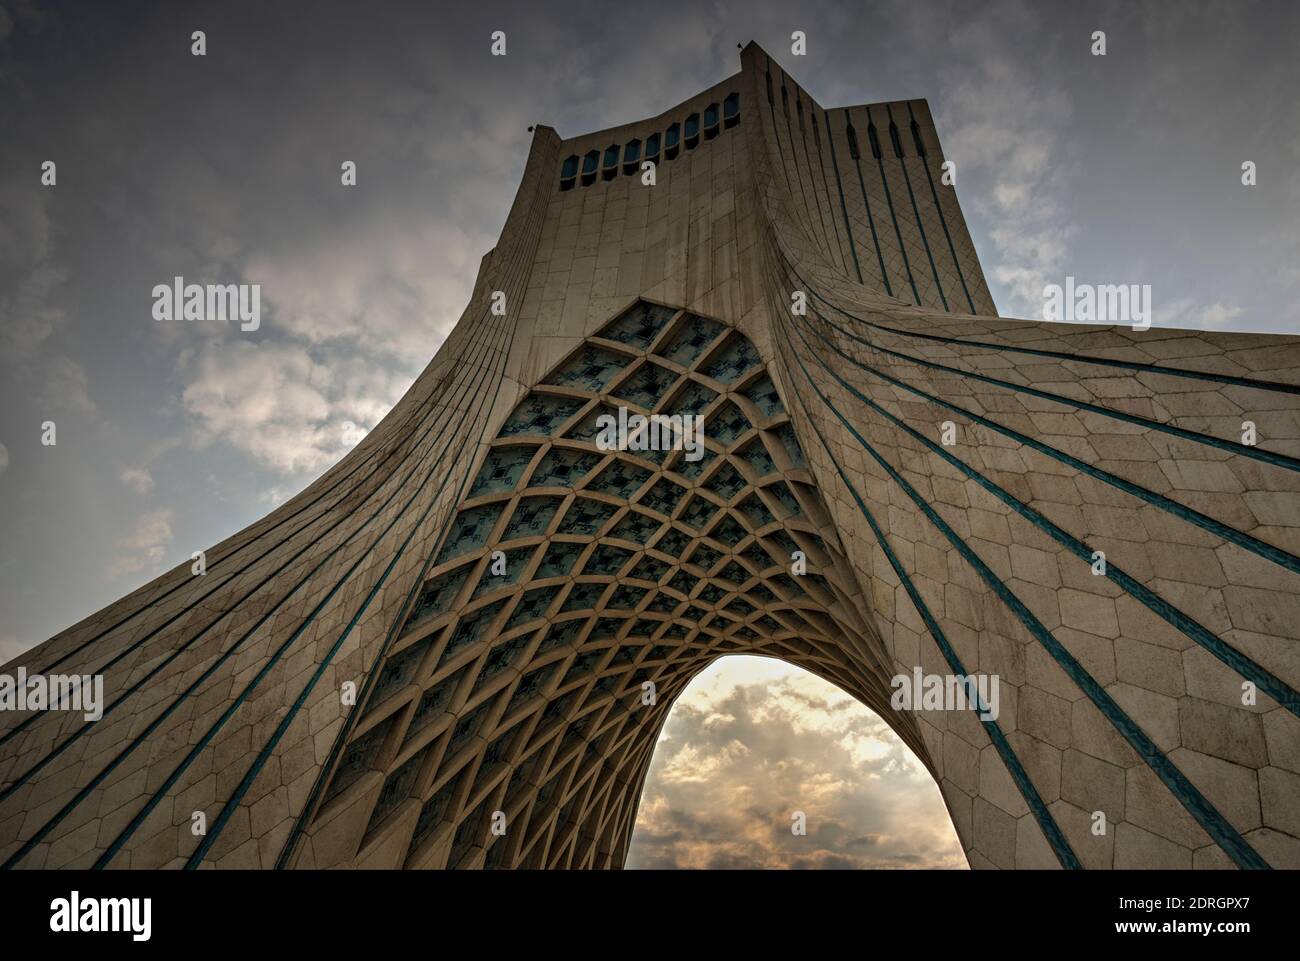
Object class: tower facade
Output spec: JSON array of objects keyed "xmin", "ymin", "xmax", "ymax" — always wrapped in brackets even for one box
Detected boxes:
[{"xmin": 2, "ymin": 44, "xmax": 1299, "ymax": 870}]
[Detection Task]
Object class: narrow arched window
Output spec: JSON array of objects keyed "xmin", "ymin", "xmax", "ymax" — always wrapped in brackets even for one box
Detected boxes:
[
  {"xmin": 685, "ymin": 112, "xmax": 700, "ymax": 148},
  {"xmin": 645, "ymin": 132, "xmax": 661, "ymax": 161},
  {"xmin": 581, "ymin": 149, "xmax": 599, "ymax": 185},
  {"xmin": 846, "ymin": 123, "xmax": 860, "ymax": 161},
  {"xmin": 603, "ymin": 144, "xmax": 619, "ymax": 179},
  {"xmin": 560, "ymin": 154, "xmax": 578, "ymax": 191},
  {"xmin": 910, "ymin": 119, "xmax": 927, "ymax": 157},
  {"xmin": 704, "ymin": 102, "xmax": 720, "ymax": 140},
  {"xmin": 867, "ymin": 123, "xmax": 882, "ymax": 160},
  {"xmin": 623, "ymin": 138, "xmax": 641, "ymax": 174},
  {"xmin": 665, "ymin": 122, "xmax": 680, "ymax": 160},
  {"xmin": 723, "ymin": 92, "xmax": 740, "ymax": 128}
]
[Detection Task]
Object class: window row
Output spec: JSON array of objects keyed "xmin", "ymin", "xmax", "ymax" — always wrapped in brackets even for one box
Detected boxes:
[
  {"xmin": 559, "ymin": 92, "xmax": 740, "ymax": 190},
  {"xmin": 764, "ymin": 68, "xmax": 929, "ymax": 163},
  {"xmin": 845, "ymin": 114, "xmax": 929, "ymax": 162}
]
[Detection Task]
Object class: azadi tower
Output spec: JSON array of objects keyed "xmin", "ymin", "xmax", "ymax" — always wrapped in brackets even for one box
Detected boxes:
[{"xmin": 2, "ymin": 43, "xmax": 1298, "ymax": 871}]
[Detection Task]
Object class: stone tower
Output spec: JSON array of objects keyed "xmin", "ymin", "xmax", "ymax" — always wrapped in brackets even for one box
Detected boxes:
[{"xmin": 2, "ymin": 43, "xmax": 1298, "ymax": 871}]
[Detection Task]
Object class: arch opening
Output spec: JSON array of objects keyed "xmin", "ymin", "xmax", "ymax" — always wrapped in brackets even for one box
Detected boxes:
[
  {"xmin": 626, "ymin": 655, "xmax": 966, "ymax": 869},
  {"xmin": 297, "ymin": 300, "xmax": 933, "ymax": 869}
]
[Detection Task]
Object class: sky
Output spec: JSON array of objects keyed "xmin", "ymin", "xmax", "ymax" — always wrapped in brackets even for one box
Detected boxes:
[{"xmin": 0, "ymin": 0, "xmax": 1296, "ymax": 868}]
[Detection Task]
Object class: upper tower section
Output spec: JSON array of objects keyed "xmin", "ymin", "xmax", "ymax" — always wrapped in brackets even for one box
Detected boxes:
[{"xmin": 539, "ymin": 41, "xmax": 997, "ymax": 319}]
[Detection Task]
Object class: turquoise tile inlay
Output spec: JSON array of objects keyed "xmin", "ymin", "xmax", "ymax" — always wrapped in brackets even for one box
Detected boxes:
[
  {"xmin": 629, "ymin": 555, "xmax": 670, "ymax": 583},
  {"xmin": 607, "ymin": 585, "xmax": 648, "ymax": 610},
  {"xmin": 688, "ymin": 543, "xmax": 723, "ymax": 572},
  {"xmin": 588, "ymin": 460, "xmax": 652, "ymax": 500},
  {"xmin": 704, "ymin": 462, "xmax": 746, "ymax": 502},
  {"xmin": 660, "ymin": 314, "xmax": 726, "ymax": 366},
  {"xmin": 538, "ymin": 618, "xmax": 585, "ymax": 653},
  {"xmin": 503, "ymin": 496, "xmax": 561, "ymax": 541},
  {"xmin": 406, "ymin": 663, "xmax": 470, "ymax": 740},
  {"xmin": 737, "ymin": 438, "xmax": 778, "ymax": 478},
  {"xmin": 680, "ymin": 494, "xmax": 718, "ymax": 530},
  {"xmin": 441, "ymin": 599, "xmax": 507, "ymax": 663},
  {"xmin": 500, "ymin": 394, "xmax": 586, "ymax": 437},
  {"xmin": 597, "ymin": 301, "xmax": 675, "ymax": 349},
  {"xmin": 557, "ymin": 496, "xmax": 619, "ymax": 536},
  {"xmin": 700, "ymin": 333, "xmax": 761, "ymax": 385},
  {"xmin": 608, "ymin": 510, "xmax": 662, "ymax": 545},
  {"xmin": 665, "ymin": 379, "xmax": 718, "ymax": 418},
  {"xmin": 531, "ymin": 447, "xmax": 602, "ymax": 488},
  {"xmin": 673, "ymin": 445, "xmax": 716, "ymax": 480},
  {"xmin": 741, "ymin": 374, "xmax": 785, "ymax": 418},
  {"xmin": 470, "ymin": 445, "xmax": 538, "ymax": 497},
  {"xmin": 562, "ymin": 581, "xmax": 608, "ymax": 613},
  {"xmin": 638, "ymin": 477, "xmax": 686, "ymax": 516},
  {"xmin": 564, "ymin": 403, "xmax": 619, "ymax": 442},
  {"xmin": 584, "ymin": 543, "xmax": 634, "ymax": 576},
  {"xmin": 767, "ymin": 481, "xmax": 802, "ymax": 518},
  {"xmin": 652, "ymin": 527, "xmax": 689, "ymax": 557},
  {"xmin": 544, "ymin": 345, "xmax": 628, "ymax": 392},
  {"xmin": 405, "ymin": 564, "xmax": 472, "ymax": 634},
  {"xmin": 506, "ymin": 587, "xmax": 553, "ymax": 630},
  {"xmin": 718, "ymin": 560, "xmax": 750, "ymax": 586},
  {"xmin": 711, "ymin": 513, "xmax": 748, "ymax": 547},
  {"xmin": 615, "ymin": 360, "xmax": 678, "ymax": 410},
  {"xmin": 710, "ymin": 402, "xmax": 752, "ymax": 446},
  {"xmin": 667, "ymin": 569, "xmax": 697, "ymax": 595},
  {"xmin": 472, "ymin": 545, "xmax": 536, "ymax": 598},
  {"xmin": 537, "ymin": 540, "xmax": 584, "ymax": 578},
  {"xmin": 776, "ymin": 423, "xmax": 807, "ymax": 468},
  {"xmin": 437, "ymin": 505, "xmax": 500, "ymax": 563}
]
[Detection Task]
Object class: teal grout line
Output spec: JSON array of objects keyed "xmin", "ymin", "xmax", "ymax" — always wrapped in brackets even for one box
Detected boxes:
[
  {"xmin": 275, "ymin": 195, "xmax": 555, "ymax": 869},
  {"xmin": 790, "ymin": 92, "xmax": 836, "ymax": 271},
  {"xmin": 767, "ymin": 298, "xmax": 1081, "ymax": 869},
  {"xmin": 885, "ymin": 103, "xmax": 948, "ymax": 311},
  {"xmin": 94, "ymin": 304, "xmax": 517, "ymax": 869},
  {"xmin": 2, "ymin": 307, "xmax": 511, "ymax": 867},
  {"xmin": 0, "ymin": 314, "xmax": 510, "ymax": 808},
  {"xmin": 767, "ymin": 272, "xmax": 1271, "ymax": 868},
  {"xmin": 187, "ymin": 305, "xmax": 523, "ymax": 869},
  {"xmin": 821, "ymin": 107, "xmax": 864, "ymax": 284},
  {"xmin": 907, "ymin": 101, "xmax": 977, "ymax": 314},
  {"xmin": 844, "ymin": 108, "xmax": 894, "ymax": 298},
  {"xmin": 792, "ymin": 261, "xmax": 1300, "ymax": 396},
  {"xmin": 775, "ymin": 72, "xmax": 820, "ymax": 258},
  {"xmin": 789, "ymin": 301, "xmax": 1300, "ymax": 719},
  {"xmin": 10, "ymin": 366, "xmax": 442, "ymax": 685},
  {"xmin": 863, "ymin": 106, "xmax": 920, "ymax": 306},
  {"xmin": 809, "ymin": 108, "xmax": 851, "ymax": 276},
  {"xmin": 803, "ymin": 302, "xmax": 1300, "ymax": 579},
  {"xmin": 167, "ymin": 186, "xmax": 549, "ymax": 869},
  {"xmin": 6, "ymin": 173, "xmax": 544, "ymax": 866},
  {"xmin": 787, "ymin": 262, "xmax": 1300, "ymax": 475},
  {"xmin": 763, "ymin": 57, "xmax": 796, "ymax": 198}
]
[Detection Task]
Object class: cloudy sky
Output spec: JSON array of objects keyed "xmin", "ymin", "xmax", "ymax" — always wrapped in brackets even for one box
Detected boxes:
[{"xmin": 0, "ymin": 0, "xmax": 1296, "ymax": 867}]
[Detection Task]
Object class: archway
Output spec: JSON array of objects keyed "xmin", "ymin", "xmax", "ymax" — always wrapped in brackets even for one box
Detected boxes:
[
  {"xmin": 295, "ymin": 300, "xmax": 938, "ymax": 868},
  {"xmin": 627, "ymin": 654, "xmax": 965, "ymax": 869}
]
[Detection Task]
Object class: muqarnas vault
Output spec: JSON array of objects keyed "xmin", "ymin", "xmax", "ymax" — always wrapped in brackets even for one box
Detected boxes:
[{"xmin": 2, "ymin": 43, "xmax": 1299, "ymax": 871}]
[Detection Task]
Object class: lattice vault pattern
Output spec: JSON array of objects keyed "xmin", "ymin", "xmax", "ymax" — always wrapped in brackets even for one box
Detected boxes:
[
  {"xmin": 307, "ymin": 302, "xmax": 904, "ymax": 869},
  {"xmin": 3, "ymin": 41, "xmax": 1298, "ymax": 872}
]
